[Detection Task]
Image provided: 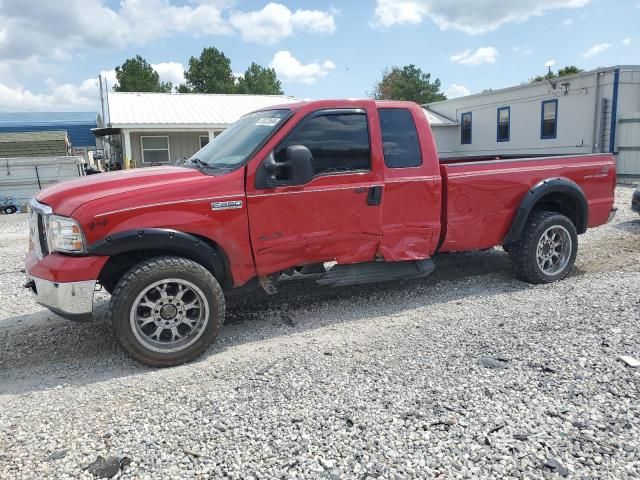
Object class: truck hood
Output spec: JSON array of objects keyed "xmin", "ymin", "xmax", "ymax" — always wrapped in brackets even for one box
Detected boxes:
[{"xmin": 37, "ymin": 167, "xmax": 205, "ymax": 216}]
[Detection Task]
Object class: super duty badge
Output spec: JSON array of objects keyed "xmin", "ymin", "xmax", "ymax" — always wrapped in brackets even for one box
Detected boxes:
[{"xmin": 212, "ymin": 200, "xmax": 243, "ymax": 211}]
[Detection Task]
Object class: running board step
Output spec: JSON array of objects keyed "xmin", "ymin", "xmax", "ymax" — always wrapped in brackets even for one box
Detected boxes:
[{"xmin": 317, "ymin": 259, "xmax": 435, "ymax": 287}]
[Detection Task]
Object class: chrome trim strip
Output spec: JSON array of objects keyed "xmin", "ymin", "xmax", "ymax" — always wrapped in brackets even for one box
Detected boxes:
[
  {"xmin": 384, "ymin": 176, "xmax": 438, "ymax": 183},
  {"xmin": 248, "ymin": 184, "xmax": 383, "ymax": 198},
  {"xmin": 94, "ymin": 194, "xmax": 243, "ymax": 217},
  {"xmin": 442, "ymin": 153, "xmax": 613, "ymax": 168},
  {"xmin": 447, "ymin": 163, "xmax": 613, "ymax": 179}
]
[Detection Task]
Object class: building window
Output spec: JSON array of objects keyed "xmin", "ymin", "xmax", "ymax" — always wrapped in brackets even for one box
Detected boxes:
[
  {"xmin": 378, "ymin": 108, "xmax": 422, "ymax": 168},
  {"xmin": 276, "ymin": 112, "xmax": 370, "ymax": 175},
  {"xmin": 461, "ymin": 112, "xmax": 472, "ymax": 144},
  {"xmin": 497, "ymin": 106, "xmax": 510, "ymax": 142},
  {"xmin": 141, "ymin": 136, "xmax": 170, "ymax": 164},
  {"xmin": 541, "ymin": 99, "xmax": 558, "ymax": 139},
  {"xmin": 199, "ymin": 135, "xmax": 209, "ymax": 149}
]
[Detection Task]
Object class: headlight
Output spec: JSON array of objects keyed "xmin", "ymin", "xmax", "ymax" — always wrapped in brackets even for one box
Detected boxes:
[{"xmin": 46, "ymin": 215, "xmax": 85, "ymax": 253}]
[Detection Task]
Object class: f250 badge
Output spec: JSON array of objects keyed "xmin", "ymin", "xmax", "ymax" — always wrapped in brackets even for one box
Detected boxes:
[{"xmin": 212, "ymin": 200, "xmax": 243, "ymax": 210}]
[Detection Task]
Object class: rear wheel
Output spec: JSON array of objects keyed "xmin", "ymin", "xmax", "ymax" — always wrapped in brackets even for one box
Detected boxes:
[
  {"xmin": 109, "ymin": 256, "xmax": 225, "ymax": 367},
  {"xmin": 4, "ymin": 206, "xmax": 16, "ymax": 214},
  {"xmin": 510, "ymin": 211, "xmax": 578, "ymax": 284}
]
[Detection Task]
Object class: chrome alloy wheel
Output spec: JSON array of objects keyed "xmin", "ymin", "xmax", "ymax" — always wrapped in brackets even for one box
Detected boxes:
[
  {"xmin": 130, "ymin": 279, "xmax": 209, "ymax": 353},
  {"xmin": 536, "ymin": 225, "xmax": 572, "ymax": 275}
]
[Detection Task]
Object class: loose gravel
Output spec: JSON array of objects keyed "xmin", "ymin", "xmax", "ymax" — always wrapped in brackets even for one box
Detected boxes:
[{"xmin": 0, "ymin": 186, "xmax": 639, "ymax": 479}]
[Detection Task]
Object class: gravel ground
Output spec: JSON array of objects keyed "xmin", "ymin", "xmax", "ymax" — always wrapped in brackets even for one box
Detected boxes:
[{"xmin": 0, "ymin": 186, "xmax": 638, "ymax": 479}]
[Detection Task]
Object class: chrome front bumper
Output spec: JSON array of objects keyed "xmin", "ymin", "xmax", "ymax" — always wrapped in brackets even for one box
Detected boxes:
[{"xmin": 26, "ymin": 276, "xmax": 96, "ymax": 322}]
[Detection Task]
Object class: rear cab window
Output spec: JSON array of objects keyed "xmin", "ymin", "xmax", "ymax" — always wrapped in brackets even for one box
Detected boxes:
[{"xmin": 378, "ymin": 108, "xmax": 422, "ymax": 168}]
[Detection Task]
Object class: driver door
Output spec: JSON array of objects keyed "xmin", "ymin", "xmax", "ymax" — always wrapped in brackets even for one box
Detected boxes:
[{"xmin": 246, "ymin": 109, "xmax": 383, "ymax": 276}]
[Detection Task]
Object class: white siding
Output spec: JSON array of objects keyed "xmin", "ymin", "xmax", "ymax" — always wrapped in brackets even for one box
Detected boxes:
[
  {"xmin": 426, "ymin": 66, "xmax": 640, "ymax": 175},
  {"xmin": 617, "ymin": 117, "xmax": 640, "ymax": 175},
  {"xmin": 130, "ymin": 131, "xmax": 209, "ymax": 166}
]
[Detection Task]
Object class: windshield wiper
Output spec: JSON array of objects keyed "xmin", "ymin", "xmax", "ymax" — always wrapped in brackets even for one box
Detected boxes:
[{"xmin": 189, "ymin": 157, "xmax": 209, "ymax": 168}]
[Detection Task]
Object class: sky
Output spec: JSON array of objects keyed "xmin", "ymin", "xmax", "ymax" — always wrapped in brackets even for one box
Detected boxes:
[{"xmin": 0, "ymin": 0, "xmax": 638, "ymax": 112}]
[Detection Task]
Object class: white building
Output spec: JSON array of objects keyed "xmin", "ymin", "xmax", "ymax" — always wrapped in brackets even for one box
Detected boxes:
[
  {"xmin": 426, "ymin": 65, "xmax": 640, "ymax": 175},
  {"xmin": 95, "ymin": 92, "xmax": 300, "ymax": 169}
]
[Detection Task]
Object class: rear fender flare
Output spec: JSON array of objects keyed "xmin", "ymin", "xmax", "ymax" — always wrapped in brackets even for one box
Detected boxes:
[
  {"xmin": 88, "ymin": 228, "xmax": 226, "ymax": 283},
  {"xmin": 503, "ymin": 177, "xmax": 588, "ymax": 244}
]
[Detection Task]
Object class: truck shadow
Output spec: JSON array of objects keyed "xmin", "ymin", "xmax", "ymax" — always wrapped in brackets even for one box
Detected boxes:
[
  {"xmin": 612, "ymin": 219, "xmax": 640, "ymax": 233},
  {"xmin": 0, "ymin": 249, "xmax": 524, "ymax": 397}
]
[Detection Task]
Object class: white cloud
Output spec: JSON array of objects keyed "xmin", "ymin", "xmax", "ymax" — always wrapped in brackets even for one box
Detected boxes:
[
  {"xmin": 0, "ymin": 79, "xmax": 99, "ymax": 112},
  {"xmin": 513, "ymin": 46, "xmax": 533, "ymax": 55},
  {"xmin": 582, "ymin": 42, "xmax": 612, "ymax": 58},
  {"xmin": 269, "ymin": 51, "xmax": 336, "ymax": 85},
  {"xmin": 229, "ymin": 3, "xmax": 336, "ymax": 44},
  {"xmin": 622, "ymin": 37, "xmax": 631, "ymax": 46},
  {"xmin": 152, "ymin": 62, "xmax": 186, "ymax": 87},
  {"xmin": 0, "ymin": 62, "xmax": 170, "ymax": 112},
  {"xmin": 562, "ymin": 18, "xmax": 574, "ymax": 25},
  {"xmin": 0, "ymin": 1, "xmax": 336, "ymax": 64},
  {"xmin": 450, "ymin": 46, "xmax": 498, "ymax": 65},
  {"xmin": 372, "ymin": 0, "xmax": 591, "ymax": 34},
  {"xmin": 0, "ymin": 0, "xmax": 231, "ymax": 64},
  {"xmin": 444, "ymin": 84, "xmax": 470, "ymax": 98}
]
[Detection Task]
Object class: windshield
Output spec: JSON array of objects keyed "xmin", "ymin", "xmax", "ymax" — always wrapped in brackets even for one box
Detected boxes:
[{"xmin": 187, "ymin": 109, "xmax": 291, "ymax": 170}]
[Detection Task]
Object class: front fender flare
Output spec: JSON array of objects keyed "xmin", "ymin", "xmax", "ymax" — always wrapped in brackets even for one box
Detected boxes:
[
  {"xmin": 503, "ymin": 177, "xmax": 588, "ymax": 244},
  {"xmin": 88, "ymin": 228, "xmax": 226, "ymax": 283}
]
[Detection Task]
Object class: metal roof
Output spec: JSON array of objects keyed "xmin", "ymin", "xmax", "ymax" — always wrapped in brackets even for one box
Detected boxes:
[
  {"xmin": 0, "ymin": 130, "xmax": 69, "ymax": 158},
  {"xmin": 0, "ymin": 112, "xmax": 97, "ymax": 147},
  {"xmin": 427, "ymin": 64, "xmax": 640, "ymax": 106},
  {"xmin": 107, "ymin": 92, "xmax": 301, "ymax": 128},
  {"xmin": 421, "ymin": 107, "xmax": 458, "ymax": 126},
  {"xmin": 0, "ymin": 130, "xmax": 68, "ymax": 142}
]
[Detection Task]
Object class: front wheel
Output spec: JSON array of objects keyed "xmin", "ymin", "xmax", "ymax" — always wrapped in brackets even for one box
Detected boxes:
[
  {"xmin": 510, "ymin": 211, "xmax": 578, "ymax": 284},
  {"xmin": 110, "ymin": 256, "xmax": 225, "ymax": 367},
  {"xmin": 4, "ymin": 206, "xmax": 16, "ymax": 214}
]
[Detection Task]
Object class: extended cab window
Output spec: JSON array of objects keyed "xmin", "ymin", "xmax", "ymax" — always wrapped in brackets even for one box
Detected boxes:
[
  {"xmin": 378, "ymin": 108, "xmax": 422, "ymax": 168},
  {"xmin": 276, "ymin": 112, "xmax": 370, "ymax": 175}
]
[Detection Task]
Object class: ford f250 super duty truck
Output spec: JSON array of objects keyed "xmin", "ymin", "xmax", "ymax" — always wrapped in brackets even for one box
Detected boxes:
[{"xmin": 25, "ymin": 100, "xmax": 617, "ymax": 366}]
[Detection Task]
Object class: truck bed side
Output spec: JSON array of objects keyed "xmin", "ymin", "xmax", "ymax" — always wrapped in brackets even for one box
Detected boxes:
[{"xmin": 438, "ymin": 154, "xmax": 616, "ymax": 252}]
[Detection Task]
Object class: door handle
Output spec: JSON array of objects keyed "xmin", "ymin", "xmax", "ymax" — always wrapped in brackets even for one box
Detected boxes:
[{"xmin": 367, "ymin": 186, "xmax": 382, "ymax": 206}]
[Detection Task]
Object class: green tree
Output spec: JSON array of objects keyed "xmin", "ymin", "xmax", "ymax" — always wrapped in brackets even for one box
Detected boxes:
[
  {"xmin": 557, "ymin": 65, "xmax": 583, "ymax": 77},
  {"xmin": 236, "ymin": 63, "xmax": 283, "ymax": 95},
  {"xmin": 531, "ymin": 65, "xmax": 583, "ymax": 83},
  {"xmin": 114, "ymin": 55, "xmax": 172, "ymax": 92},
  {"xmin": 370, "ymin": 65, "xmax": 446, "ymax": 104},
  {"xmin": 180, "ymin": 47, "xmax": 235, "ymax": 93}
]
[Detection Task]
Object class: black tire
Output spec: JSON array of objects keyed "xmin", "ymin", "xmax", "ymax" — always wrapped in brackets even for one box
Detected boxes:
[
  {"xmin": 510, "ymin": 211, "xmax": 578, "ymax": 284},
  {"xmin": 109, "ymin": 256, "xmax": 225, "ymax": 367},
  {"xmin": 4, "ymin": 206, "xmax": 16, "ymax": 214}
]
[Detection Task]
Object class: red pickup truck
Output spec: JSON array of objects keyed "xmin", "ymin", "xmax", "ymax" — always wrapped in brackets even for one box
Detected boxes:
[{"xmin": 25, "ymin": 100, "xmax": 616, "ymax": 366}]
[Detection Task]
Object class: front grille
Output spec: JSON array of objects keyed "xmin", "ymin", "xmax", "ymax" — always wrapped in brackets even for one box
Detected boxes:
[
  {"xmin": 36, "ymin": 212, "xmax": 49, "ymax": 256},
  {"xmin": 28, "ymin": 199, "xmax": 52, "ymax": 259}
]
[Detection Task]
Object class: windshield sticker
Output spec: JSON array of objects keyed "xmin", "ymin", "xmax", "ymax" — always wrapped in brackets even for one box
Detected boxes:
[{"xmin": 255, "ymin": 117, "xmax": 281, "ymax": 127}]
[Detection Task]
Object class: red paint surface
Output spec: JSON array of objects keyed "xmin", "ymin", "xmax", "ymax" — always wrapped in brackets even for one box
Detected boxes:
[
  {"xmin": 27, "ymin": 99, "xmax": 616, "ymax": 288},
  {"xmin": 25, "ymin": 249, "xmax": 108, "ymax": 283}
]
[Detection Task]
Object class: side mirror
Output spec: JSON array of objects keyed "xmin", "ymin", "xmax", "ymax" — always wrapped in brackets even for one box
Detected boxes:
[
  {"xmin": 255, "ymin": 145, "xmax": 314, "ymax": 189},
  {"xmin": 286, "ymin": 145, "xmax": 314, "ymax": 186}
]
